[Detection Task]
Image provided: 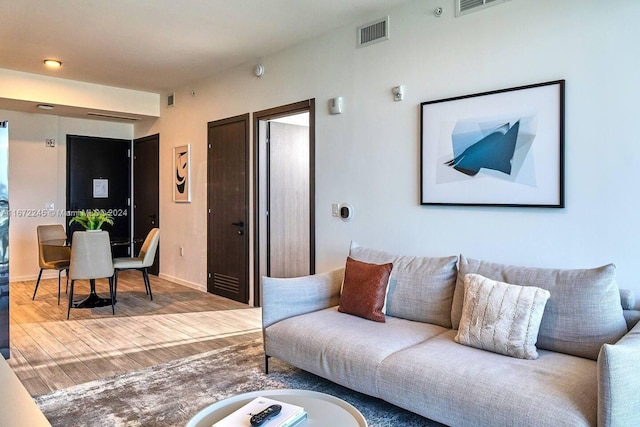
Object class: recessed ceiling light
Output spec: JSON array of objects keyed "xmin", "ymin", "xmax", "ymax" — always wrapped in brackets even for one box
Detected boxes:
[
  {"xmin": 37, "ymin": 104, "xmax": 54, "ymax": 110},
  {"xmin": 43, "ymin": 59, "xmax": 62, "ymax": 68}
]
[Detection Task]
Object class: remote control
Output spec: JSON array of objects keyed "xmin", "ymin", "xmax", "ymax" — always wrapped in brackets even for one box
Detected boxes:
[{"xmin": 249, "ymin": 404, "xmax": 282, "ymax": 426}]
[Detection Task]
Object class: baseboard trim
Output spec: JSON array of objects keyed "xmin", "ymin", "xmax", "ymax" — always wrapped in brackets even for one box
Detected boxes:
[
  {"xmin": 10, "ymin": 271, "xmax": 64, "ymax": 282},
  {"xmin": 158, "ymin": 273, "xmax": 206, "ymax": 292},
  {"xmin": 11, "ymin": 271, "xmax": 207, "ymax": 294}
]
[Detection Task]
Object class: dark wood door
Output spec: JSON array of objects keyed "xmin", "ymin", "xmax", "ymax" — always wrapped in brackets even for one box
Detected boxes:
[
  {"xmin": 66, "ymin": 135, "xmax": 130, "ymax": 257},
  {"xmin": 134, "ymin": 134, "xmax": 159, "ymax": 275},
  {"xmin": 207, "ymin": 114, "xmax": 249, "ymax": 303}
]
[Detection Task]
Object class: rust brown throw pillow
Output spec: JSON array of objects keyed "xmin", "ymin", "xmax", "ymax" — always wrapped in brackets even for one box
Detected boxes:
[{"xmin": 338, "ymin": 257, "xmax": 393, "ymax": 322}]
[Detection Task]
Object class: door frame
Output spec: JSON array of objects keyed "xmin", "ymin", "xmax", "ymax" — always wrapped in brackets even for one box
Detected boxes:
[
  {"xmin": 253, "ymin": 99, "xmax": 316, "ymax": 306},
  {"xmin": 207, "ymin": 113, "xmax": 250, "ymax": 303},
  {"xmin": 66, "ymin": 134, "xmax": 132, "ymax": 256}
]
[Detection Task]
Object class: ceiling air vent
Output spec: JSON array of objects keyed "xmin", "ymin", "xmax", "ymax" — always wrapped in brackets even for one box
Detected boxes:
[
  {"xmin": 86, "ymin": 112, "xmax": 141, "ymax": 122},
  {"xmin": 456, "ymin": 0, "xmax": 509, "ymax": 17},
  {"xmin": 357, "ymin": 16, "xmax": 389, "ymax": 48}
]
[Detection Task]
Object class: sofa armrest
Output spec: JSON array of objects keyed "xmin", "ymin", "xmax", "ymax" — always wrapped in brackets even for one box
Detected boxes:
[
  {"xmin": 620, "ymin": 289, "xmax": 640, "ymax": 330},
  {"xmin": 623, "ymin": 310, "xmax": 640, "ymax": 331},
  {"xmin": 619, "ymin": 288, "xmax": 636, "ymax": 310},
  {"xmin": 261, "ymin": 267, "xmax": 344, "ymax": 329},
  {"xmin": 598, "ymin": 320, "xmax": 640, "ymax": 427}
]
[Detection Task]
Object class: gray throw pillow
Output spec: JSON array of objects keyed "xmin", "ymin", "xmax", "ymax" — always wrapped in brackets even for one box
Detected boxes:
[
  {"xmin": 349, "ymin": 242, "xmax": 457, "ymax": 328},
  {"xmin": 452, "ymin": 255, "xmax": 628, "ymax": 360}
]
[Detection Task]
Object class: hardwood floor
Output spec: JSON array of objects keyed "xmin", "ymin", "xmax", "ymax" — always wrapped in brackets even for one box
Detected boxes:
[{"xmin": 6, "ymin": 271, "xmax": 262, "ymax": 396}]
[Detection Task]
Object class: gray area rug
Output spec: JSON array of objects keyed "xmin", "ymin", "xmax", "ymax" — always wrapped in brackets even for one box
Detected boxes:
[{"xmin": 34, "ymin": 339, "xmax": 443, "ymax": 427}]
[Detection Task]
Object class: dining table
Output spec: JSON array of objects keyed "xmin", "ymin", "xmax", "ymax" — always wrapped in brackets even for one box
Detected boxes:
[{"xmin": 40, "ymin": 236, "xmax": 129, "ymax": 309}]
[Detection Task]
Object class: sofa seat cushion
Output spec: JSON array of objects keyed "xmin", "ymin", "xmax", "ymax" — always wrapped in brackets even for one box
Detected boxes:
[
  {"xmin": 378, "ymin": 330, "xmax": 597, "ymax": 427},
  {"xmin": 452, "ymin": 256, "xmax": 628, "ymax": 360},
  {"xmin": 264, "ymin": 307, "xmax": 448, "ymax": 397}
]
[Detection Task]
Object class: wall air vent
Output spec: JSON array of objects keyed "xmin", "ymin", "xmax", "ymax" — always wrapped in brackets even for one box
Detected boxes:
[
  {"xmin": 456, "ymin": 0, "xmax": 509, "ymax": 17},
  {"xmin": 86, "ymin": 112, "xmax": 141, "ymax": 122},
  {"xmin": 167, "ymin": 93, "xmax": 175, "ymax": 107},
  {"xmin": 357, "ymin": 16, "xmax": 389, "ymax": 48}
]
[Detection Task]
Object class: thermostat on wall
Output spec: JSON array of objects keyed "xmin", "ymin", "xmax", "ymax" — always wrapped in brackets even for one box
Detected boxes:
[{"xmin": 339, "ymin": 203, "xmax": 353, "ymax": 221}]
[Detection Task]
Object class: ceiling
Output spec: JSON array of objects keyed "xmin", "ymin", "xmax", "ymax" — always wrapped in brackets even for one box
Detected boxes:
[{"xmin": 0, "ymin": 0, "xmax": 412, "ymax": 95}]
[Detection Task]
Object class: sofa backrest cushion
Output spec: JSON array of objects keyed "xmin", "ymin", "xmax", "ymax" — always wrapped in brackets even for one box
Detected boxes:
[
  {"xmin": 349, "ymin": 242, "xmax": 458, "ymax": 328},
  {"xmin": 452, "ymin": 255, "xmax": 628, "ymax": 360}
]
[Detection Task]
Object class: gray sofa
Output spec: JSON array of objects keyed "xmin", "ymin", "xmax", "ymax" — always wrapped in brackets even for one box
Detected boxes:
[{"xmin": 262, "ymin": 244, "xmax": 640, "ymax": 426}]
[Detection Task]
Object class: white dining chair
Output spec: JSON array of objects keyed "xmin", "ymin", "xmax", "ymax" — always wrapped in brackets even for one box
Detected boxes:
[{"xmin": 68, "ymin": 231, "xmax": 115, "ymax": 319}]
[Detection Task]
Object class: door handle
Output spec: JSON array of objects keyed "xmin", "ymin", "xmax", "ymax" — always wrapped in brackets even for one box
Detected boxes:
[{"xmin": 232, "ymin": 221, "xmax": 244, "ymax": 235}]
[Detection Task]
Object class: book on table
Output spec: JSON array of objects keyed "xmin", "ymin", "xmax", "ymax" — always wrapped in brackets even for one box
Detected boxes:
[{"xmin": 212, "ymin": 396, "xmax": 307, "ymax": 427}]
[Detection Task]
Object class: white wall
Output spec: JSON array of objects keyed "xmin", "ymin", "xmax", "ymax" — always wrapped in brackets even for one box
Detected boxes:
[
  {"xmin": 1, "ymin": 109, "xmax": 133, "ymax": 281},
  {"xmin": 144, "ymin": 0, "xmax": 640, "ymax": 297}
]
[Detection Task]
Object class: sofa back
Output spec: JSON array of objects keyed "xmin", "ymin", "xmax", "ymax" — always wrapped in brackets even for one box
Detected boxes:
[
  {"xmin": 347, "ymin": 244, "xmax": 630, "ymax": 360},
  {"xmin": 452, "ymin": 255, "xmax": 628, "ymax": 360},
  {"xmin": 349, "ymin": 243, "xmax": 457, "ymax": 328}
]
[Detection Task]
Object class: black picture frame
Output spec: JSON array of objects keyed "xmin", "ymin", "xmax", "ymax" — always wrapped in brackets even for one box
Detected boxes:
[{"xmin": 420, "ymin": 80, "xmax": 565, "ymax": 207}]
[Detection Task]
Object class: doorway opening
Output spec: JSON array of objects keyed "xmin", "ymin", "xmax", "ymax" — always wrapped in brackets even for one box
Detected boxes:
[{"xmin": 254, "ymin": 99, "xmax": 315, "ymax": 306}]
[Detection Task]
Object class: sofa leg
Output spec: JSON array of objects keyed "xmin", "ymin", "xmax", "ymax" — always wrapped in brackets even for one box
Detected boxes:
[{"xmin": 265, "ymin": 355, "xmax": 270, "ymax": 374}]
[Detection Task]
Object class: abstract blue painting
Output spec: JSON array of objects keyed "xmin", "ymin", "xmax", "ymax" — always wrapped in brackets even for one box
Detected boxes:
[
  {"xmin": 446, "ymin": 120, "xmax": 520, "ymax": 176},
  {"xmin": 420, "ymin": 80, "xmax": 564, "ymax": 207}
]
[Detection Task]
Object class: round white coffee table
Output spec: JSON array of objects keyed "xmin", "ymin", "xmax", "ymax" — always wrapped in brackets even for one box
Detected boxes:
[{"xmin": 186, "ymin": 389, "xmax": 367, "ymax": 427}]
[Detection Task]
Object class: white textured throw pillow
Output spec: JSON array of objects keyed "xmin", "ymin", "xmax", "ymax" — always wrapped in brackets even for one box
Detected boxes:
[{"xmin": 455, "ymin": 274, "xmax": 551, "ymax": 359}]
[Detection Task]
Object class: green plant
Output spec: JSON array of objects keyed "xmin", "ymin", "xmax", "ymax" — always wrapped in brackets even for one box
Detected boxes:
[{"xmin": 69, "ymin": 210, "xmax": 114, "ymax": 230}]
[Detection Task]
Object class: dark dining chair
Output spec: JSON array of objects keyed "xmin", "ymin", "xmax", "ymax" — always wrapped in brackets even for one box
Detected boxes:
[
  {"xmin": 113, "ymin": 228, "xmax": 159, "ymax": 300},
  {"xmin": 33, "ymin": 224, "xmax": 71, "ymax": 305}
]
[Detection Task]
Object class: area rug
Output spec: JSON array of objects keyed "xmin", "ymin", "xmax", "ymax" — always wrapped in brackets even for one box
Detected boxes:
[{"xmin": 34, "ymin": 339, "xmax": 444, "ymax": 427}]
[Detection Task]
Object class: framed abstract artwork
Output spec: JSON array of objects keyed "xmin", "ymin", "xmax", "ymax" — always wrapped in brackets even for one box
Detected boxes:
[
  {"xmin": 420, "ymin": 80, "xmax": 564, "ymax": 207},
  {"xmin": 173, "ymin": 144, "xmax": 191, "ymax": 203}
]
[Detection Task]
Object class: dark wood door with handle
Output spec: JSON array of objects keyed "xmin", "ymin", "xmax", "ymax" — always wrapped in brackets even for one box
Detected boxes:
[
  {"xmin": 207, "ymin": 114, "xmax": 249, "ymax": 303},
  {"xmin": 66, "ymin": 135, "xmax": 131, "ymax": 258},
  {"xmin": 133, "ymin": 134, "xmax": 160, "ymax": 275}
]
